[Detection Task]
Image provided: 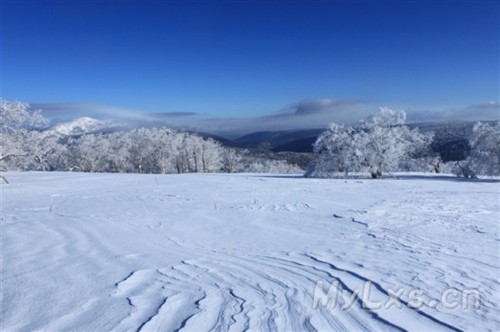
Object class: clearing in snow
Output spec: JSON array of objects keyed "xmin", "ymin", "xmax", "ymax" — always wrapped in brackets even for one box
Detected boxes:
[{"xmin": 1, "ymin": 172, "xmax": 499, "ymax": 331}]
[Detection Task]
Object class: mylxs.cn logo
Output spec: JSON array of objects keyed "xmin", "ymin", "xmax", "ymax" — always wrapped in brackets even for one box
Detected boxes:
[{"xmin": 313, "ymin": 279, "xmax": 481, "ymax": 311}]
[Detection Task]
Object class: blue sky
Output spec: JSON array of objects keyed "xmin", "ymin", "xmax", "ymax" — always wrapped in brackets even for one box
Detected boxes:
[{"xmin": 1, "ymin": 0, "xmax": 499, "ymax": 133}]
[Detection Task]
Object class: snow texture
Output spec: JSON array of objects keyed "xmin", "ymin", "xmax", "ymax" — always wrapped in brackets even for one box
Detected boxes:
[{"xmin": 2, "ymin": 172, "xmax": 499, "ymax": 331}]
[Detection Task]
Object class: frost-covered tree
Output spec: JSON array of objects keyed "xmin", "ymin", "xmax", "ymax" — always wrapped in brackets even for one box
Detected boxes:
[
  {"xmin": 1, "ymin": 101, "xmax": 48, "ymax": 182},
  {"xmin": 221, "ymin": 148, "xmax": 244, "ymax": 173},
  {"xmin": 359, "ymin": 108, "xmax": 433, "ymax": 177},
  {"xmin": 169, "ymin": 132, "xmax": 189, "ymax": 173},
  {"xmin": 126, "ymin": 128, "xmax": 157, "ymax": 173},
  {"xmin": 68, "ymin": 134, "xmax": 112, "ymax": 172},
  {"xmin": 452, "ymin": 121, "xmax": 500, "ymax": 178},
  {"xmin": 199, "ymin": 138, "xmax": 223, "ymax": 173},
  {"xmin": 104, "ymin": 131, "xmax": 133, "ymax": 173},
  {"xmin": 307, "ymin": 108, "xmax": 433, "ymax": 178},
  {"xmin": 184, "ymin": 135, "xmax": 203, "ymax": 173},
  {"xmin": 24, "ymin": 133, "xmax": 66, "ymax": 171},
  {"xmin": 306, "ymin": 123, "xmax": 363, "ymax": 177},
  {"xmin": 148, "ymin": 128, "xmax": 175, "ymax": 174}
]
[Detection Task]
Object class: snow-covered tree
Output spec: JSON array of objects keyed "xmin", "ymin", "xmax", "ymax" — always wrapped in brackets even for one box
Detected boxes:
[
  {"xmin": 452, "ymin": 121, "xmax": 500, "ymax": 178},
  {"xmin": 1, "ymin": 101, "xmax": 48, "ymax": 182},
  {"xmin": 184, "ymin": 135, "xmax": 203, "ymax": 173},
  {"xmin": 148, "ymin": 128, "xmax": 175, "ymax": 174},
  {"xmin": 0, "ymin": 100, "xmax": 47, "ymax": 133},
  {"xmin": 199, "ymin": 138, "xmax": 223, "ymax": 173},
  {"xmin": 221, "ymin": 148, "xmax": 244, "ymax": 173},
  {"xmin": 104, "ymin": 131, "xmax": 134, "ymax": 173},
  {"xmin": 24, "ymin": 133, "xmax": 66, "ymax": 171},
  {"xmin": 307, "ymin": 108, "xmax": 433, "ymax": 178},
  {"xmin": 359, "ymin": 108, "xmax": 433, "ymax": 177},
  {"xmin": 306, "ymin": 123, "xmax": 363, "ymax": 177},
  {"xmin": 125, "ymin": 128, "xmax": 156, "ymax": 174},
  {"xmin": 67, "ymin": 134, "xmax": 112, "ymax": 172}
]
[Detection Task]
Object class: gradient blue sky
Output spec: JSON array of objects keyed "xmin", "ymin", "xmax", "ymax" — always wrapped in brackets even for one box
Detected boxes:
[{"xmin": 1, "ymin": 0, "xmax": 499, "ymax": 132}]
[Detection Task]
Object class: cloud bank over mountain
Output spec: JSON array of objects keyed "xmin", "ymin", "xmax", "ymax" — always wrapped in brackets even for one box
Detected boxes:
[
  {"xmin": 34, "ymin": 98, "xmax": 499, "ymax": 138},
  {"xmin": 406, "ymin": 101, "xmax": 500, "ymax": 123}
]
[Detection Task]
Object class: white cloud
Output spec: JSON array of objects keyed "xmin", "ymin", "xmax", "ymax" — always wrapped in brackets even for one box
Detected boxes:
[
  {"xmin": 32, "ymin": 103, "xmax": 152, "ymax": 122},
  {"xmin": 283, "ymin": 98, "xmax": 366, "ymax": 116},
  {"xmin": 31, "ymin": 99, "xmax": 499, "ymax": 138},
  {"xmin": 406, "ymin": 101, "xmax": 500, "ymax": 122}
]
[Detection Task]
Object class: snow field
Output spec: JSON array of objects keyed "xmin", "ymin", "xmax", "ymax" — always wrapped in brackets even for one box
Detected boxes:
[{"xmin": 2, "ymin": 172, "xmax": 499, "ymax": 331}]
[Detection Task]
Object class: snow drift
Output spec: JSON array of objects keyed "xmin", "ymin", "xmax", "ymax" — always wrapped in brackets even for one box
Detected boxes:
[{"xmin": 2, "ymin": 172, "xmax": 499, "ymax": 331}]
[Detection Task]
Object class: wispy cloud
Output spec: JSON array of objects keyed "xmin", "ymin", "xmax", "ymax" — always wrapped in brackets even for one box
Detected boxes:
[
  {"xmin": 149, "ymin": 112, "xmax": 199, "ymax": 118},
  {"xmin": 33, "ymin": 98, "xmax": 369, "ymax": 136},
  {"xmin": 283, "ymin": 98, "xmax": 367, "ymax": 116},
  {"xmin": 465, "ymin": 101, "xmax": 500, "ymax": 111},
  {"xmin": 262, "ymin": 98, "xmax": 369, "ymax": 123},
  {"xmin": 31, "ymin": 103, "xmax": 154, "ymax": 122},
  {"xmin": 406, "ymin": 101, "xmax": 500, "ymax": 122},
  {"xmin": 192, "ymin": 98, "xmax": 370, "ymax": 136},
  {"xmin": 31, "ymin": 99, "xmax": 499, "ymax": 138}
]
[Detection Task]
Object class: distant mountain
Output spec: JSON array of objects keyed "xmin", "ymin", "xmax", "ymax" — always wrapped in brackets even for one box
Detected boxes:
[
  {"xmin": 233, "ymin": 131, "xmax": 289, "ymax": 145},
  {"xmin": 232, "ymin": 129, "xmax": 324, "ymax": 151},
  {"xmin": 273, "ymin": 137, "xmax": 318, "ymax": 153},
  {"xmin": 189, "ymin": 131, "xmax": 236, "ymax": 147},
  {"xmin": 45, "ymin": 117, "xmax": 115, "ymax": 136}
]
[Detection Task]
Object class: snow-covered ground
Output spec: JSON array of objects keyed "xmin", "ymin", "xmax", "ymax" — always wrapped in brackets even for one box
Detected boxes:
[{"xmin": 2, "ymin": 172, "xmax": 499, "ymax": 331}]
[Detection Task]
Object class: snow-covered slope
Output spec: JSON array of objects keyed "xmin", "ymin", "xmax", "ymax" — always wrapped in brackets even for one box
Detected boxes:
[
  {"xmin": 45, "ymin": 117, "xmax": 111, "ymax": 136},
  {"xmin": 2, "ymin": 172, "xmax": 499, "ymax": 331}
]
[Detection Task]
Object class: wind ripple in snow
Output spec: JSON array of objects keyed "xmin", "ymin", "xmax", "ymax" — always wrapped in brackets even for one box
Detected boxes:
[
  {"xmin": 3, "ymin": 172, "xmax": 499, "ymax": 331},
  {"xmin": 111, "ymin": 251, "xmax": 465, "ymax": 332}
]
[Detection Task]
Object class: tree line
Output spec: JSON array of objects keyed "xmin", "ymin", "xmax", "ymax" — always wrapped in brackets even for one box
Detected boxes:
[
  {"xmin": 0, "ymin": 100, "xmax": 301, "ymax": 182},
  {"xmin": 1, "ymin": 100, "xmax": 498, "ymax": 181}
]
